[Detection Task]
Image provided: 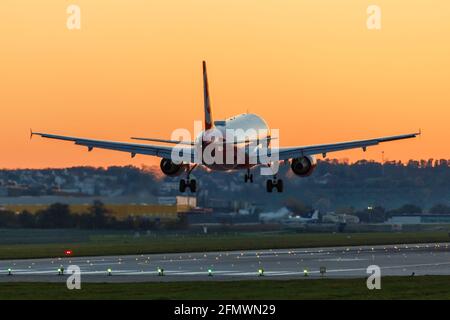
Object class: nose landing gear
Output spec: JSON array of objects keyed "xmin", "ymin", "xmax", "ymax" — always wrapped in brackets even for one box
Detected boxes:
[
  {"xmin": 179, "ymin": 164, "xmax": 197, "ymax": 193},
  {"xmin": 244, "ymin": 169, "xmax": 253, "ymax": 183}
]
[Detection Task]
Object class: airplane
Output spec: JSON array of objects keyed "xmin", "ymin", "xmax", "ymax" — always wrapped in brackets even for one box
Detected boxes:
[
  {"xmin": 259, "ymin": 208, "xmax": 318, "ymax": 224},
  {"xmin": 259, "ymin": 207, "xmax": 292, "ymax": 223},
  {"xmin": 31, "ymin": 61, "xmax": 420, "ymax": 193},
  {"xmin": 284, "ymin": 210, "xmax": 320, "ymax": 224}
]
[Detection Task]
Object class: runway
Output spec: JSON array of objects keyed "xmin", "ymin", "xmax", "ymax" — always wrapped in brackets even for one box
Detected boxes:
[{"xmin": 1, "ymin": 242, "xmax": 449, "ymax": 282}]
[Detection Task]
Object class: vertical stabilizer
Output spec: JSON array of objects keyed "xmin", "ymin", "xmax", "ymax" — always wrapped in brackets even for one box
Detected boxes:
[{"xmin": 203, "ymin": 61, "xmax": 214, "ymax": 130}]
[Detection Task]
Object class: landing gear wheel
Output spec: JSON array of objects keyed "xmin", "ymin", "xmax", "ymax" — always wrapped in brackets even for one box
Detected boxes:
[
  {"xmin": 245, "ymin": 171, "xmax": 254, "ymax": 183},
  {"xmin": 266, "ymin": 179, "xmax": 283, "ymax": 192},
  {"xmin": 189, "ymin": 179, "xmax": 197, "ymax": 193},
  {"xmin": 266, "ymin": 180, "xmax": 273, "ymax": 193},
  {"xmin": 179, "ymin": 179, "xmax": 187, "ymax": 192},
  {"xmin": 276, "ymin": 179, "xmax": 284, "ymax": 193}
]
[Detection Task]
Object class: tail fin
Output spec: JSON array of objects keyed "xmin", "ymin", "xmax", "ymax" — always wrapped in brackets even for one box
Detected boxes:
[
  {"xmin": 311, "ymin": 210, "xmax": 319, "ymax": 220},
  {"xmin": 203, "ymin": 60, "xmax": 214, "ymax": 130}
]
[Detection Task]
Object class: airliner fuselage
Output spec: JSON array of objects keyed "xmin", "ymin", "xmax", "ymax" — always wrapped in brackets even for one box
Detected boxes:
[{"xmin": 198, "ymin": 113, "xmax": 270, "ymax": 171}]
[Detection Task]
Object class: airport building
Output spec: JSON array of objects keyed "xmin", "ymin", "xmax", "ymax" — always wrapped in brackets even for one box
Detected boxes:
[{"xmin": 387, "ymin": 214, "xmax": 450, "ymax": 224}]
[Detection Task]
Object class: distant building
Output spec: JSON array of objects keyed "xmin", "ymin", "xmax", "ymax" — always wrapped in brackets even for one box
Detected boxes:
[
  {"xmin": 387, "ymin": 214, "xmax": 450, "ymax": 224},
  {"xmin": 176, "ymin": 196, "xmax": 197, "ymax": 208},
  {"xmin": 157, "ymin": 196, "xmax": 197, "ymax": 207},
  {"xmin": 159, "ymin": 182, "xmax": 179, "ymax": 194},
  {"xmin": 208, "ymin": 198, "xmax": 232, "ymax": 210},
  {"xmin": 157, "ymin": 196, "xmax": 177, "ymax": 205}
]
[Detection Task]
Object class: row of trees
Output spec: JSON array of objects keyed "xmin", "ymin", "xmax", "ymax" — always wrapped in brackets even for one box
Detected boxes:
[
  {"xmin": 1, "ymin": 161, "xmax": 449, "ymax": 210},
  {"xmin": 387, "ymin": 203, "xmax": 450, "ymax": 214},
  {"xmin": 0, "ymin": 201, "xmax": 187, "ymax": 230}
]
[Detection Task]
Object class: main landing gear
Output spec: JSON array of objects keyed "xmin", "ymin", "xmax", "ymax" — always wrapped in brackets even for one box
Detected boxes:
[
  {"xmin": 244, "ymin": 169, "xmax": 253, "ymax": 183},
  {"xmin": 179, "ymin": 179, "xmax": 196, "ymax": 193},
  {"xmin": 179, "ymin": 165, "xmax": 197, "ymax": 193},
  {"xmin": 266, "ymin": 176, "xmax": 283, "ymax": 193}
]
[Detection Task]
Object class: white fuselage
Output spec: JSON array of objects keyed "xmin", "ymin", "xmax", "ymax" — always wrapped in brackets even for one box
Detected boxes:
[{"xmin": 197, "ymin": 113, "xmax": 270, "ymax": 171}]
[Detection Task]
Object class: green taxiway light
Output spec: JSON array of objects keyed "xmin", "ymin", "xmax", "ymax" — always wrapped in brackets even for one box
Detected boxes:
[
  {"xmin": 208, "ymin": 269, "xmax": 213, "ymax": 276},
  {"xmin": 8, "ymin": 268, "xmax": 12, "ymax": 276},
  {"xmin": 303, "ymin": 269, "xmax": 309, "ymax": 276},
  {"xmin": 157, "ymin": 267, "xmax": 164, "ymax": 276},
  {"xmin": 258, "ymin": 268, "xmax": 264, "ymax": 276},
  {"xmin": 107, "ymin": 268, "xmax": 112, "ymax": 276}
]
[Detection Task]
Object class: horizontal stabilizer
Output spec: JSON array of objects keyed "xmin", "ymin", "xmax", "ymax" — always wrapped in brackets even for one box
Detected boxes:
[
  {"xmin": 130, "ymin": 137, "xmax": 194, "ymax": 145},
  {"xmin": 227, "ymin": 136, "xmax": 277, "ymax": 145}
]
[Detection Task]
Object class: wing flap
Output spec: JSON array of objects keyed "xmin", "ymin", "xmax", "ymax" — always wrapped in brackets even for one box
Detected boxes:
[
  {"xmin": 274, "ymin": 132, "xmax": 419, "ymax": 161},
  {"xmin": 32, "ymin": 131, "xmax": 194, "ymax": 161}
]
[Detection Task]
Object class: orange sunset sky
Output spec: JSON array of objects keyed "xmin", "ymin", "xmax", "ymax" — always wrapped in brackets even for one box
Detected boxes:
[{"xmin": 0, "ymin": 0, "xmax": 449, "ymax": 169}]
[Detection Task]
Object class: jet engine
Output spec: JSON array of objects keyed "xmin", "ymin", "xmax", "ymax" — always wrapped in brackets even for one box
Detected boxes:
[
  {"xmin": 160, "ymin": 158, "xmax": 186, "ymax": 176},
  {"xmin": 290, "ymin": 155, "xmax": 317, "ymax": 177}
]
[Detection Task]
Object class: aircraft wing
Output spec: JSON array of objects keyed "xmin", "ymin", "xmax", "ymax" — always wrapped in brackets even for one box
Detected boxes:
[
  {"xmin": 31, "ymin": 131, "xmax": 195, "ymax": 162},
  {"xmin": 273, "ymin": 132, "xmax": 420, "ymax": 161}
]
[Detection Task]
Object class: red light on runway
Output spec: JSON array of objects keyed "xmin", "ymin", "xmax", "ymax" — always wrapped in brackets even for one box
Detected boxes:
[{"xmin": 65, "ymin": 250, "xmax": 73, "ymax": 256}]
